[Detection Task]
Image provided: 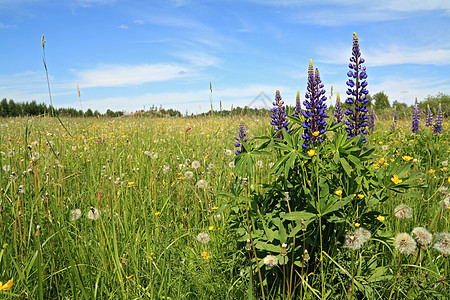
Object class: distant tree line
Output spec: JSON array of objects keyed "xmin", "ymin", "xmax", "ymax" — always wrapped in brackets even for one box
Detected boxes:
[{"xmin": 0, "ymin": 98, "xmax": 125, "ymax": 118}]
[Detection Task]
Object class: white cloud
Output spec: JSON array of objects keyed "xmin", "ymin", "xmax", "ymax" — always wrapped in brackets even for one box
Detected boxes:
[
  {"xmin": 249, "ymin": 0, "xmax": 450, "ymax": 26},
  {"xmin": 172, "ymin": 51, "xmax": 220, "ymax": 67},
  {"xmin": 61, "ymin": 84, "xmax": 291, "ymax": 114},
  {"xmin": 317, "ymin": 45, "xmax": 450, "ymax": 66},
  {"xmin": 75, "ymin": 63, "xmax": 190, "ymax": 87},
  {"xmin": 119, "ymin": 24, "xmax": 128, "ymax": 29}
]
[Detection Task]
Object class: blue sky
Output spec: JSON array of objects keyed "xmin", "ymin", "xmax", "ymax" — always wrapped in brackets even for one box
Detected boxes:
[{"xmin": 1, "ymin": 0, "xmax": 450, "ymax": 114}]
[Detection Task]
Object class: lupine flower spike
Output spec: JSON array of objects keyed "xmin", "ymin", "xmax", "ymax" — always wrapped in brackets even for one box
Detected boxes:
[
  {"xmin": 270, "ymin": 90, "xmax": 290, "ymax": 140},
  {"xmin": 393, "ymin": 106, "xmax": 398, "ymax": 125},
  {"xmin": 234, "ymin": 123, "xmax": 248, "ymax": 155},
  {"xmin": 412, "ymin": 97, "xmax": 420, "ymax": 133},
  {"xmin": 391, "ymin": 116, "xmax": 396, "ymax": 131},
  {"xmin": 302, "ymin": 60, "xmax": 328, "ymax": 149},
  {"xmin": 294, "ymin": 91, "xmax": 302, "ymax": 118},
  {"xmin": 369, "ymin": 106, "xmax": 375, "ymax": 132},
  {"xmin": 433, "ymin": 103, "xmax": 443, "ymax": 134},
  {"xmin": 425, "ymin": 104, "xmax": 433, "ymax": 127},
  {"xmin": 344, "ymin": 33, "xmax": 369, "ymax": 143},
  {"xmin": 334, "ymin": 92, "xmax": 343, "ymax": 124}
]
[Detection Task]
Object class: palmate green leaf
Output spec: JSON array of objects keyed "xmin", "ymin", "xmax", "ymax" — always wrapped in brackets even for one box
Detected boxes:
[
  {"xmin": 347, "ymin": 154, "xmax": 363, "ymax": 170},
  {"xmin": 319, "ymin": 195, "xmax": 353, "ymax": 217},
  {"xmin": 280, "ymin": 211, "xmax": 316, "ymax": 222},
  {"xmin": 254, "ymin": 241, "xmax": 282, "ymax": 253},
  {"xmin": 339, "ymin": 157, "xmax": 352, "ymax": 176}
]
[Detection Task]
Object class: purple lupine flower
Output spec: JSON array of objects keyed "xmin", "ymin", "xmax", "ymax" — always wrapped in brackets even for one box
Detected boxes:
[
  {"xmin": 302, "ymin": 60, "xmax": 328, "ymax": 149},
  {"xmin": 234, "ymin": 123, "xmax": 248, "ymax": 155},
  {"xmin": 412, "ymin": 100, "xmax": 420, "ymax": 133},
  {"xmin": 344, "ymin": 33, "xmax": 369, "ymax": 143},
  {"xmin": 433, "ymin": 103, "xmax": 443, "ymax": 134},
  {"xmin": 391, "ymin": 117, "xmax": 396, "ymax": 131},
  {"xmin": 369, "ymin": 106, "xmax": 375, "ymax": 132},
  {"xmin": 393, "ymin": 106, "xmax": 398, "ymax": 125},
  {"xmin": 270, "ymin": 90, "xmax": 290, "ymax": 140},
  {"xmin": 425, "ymin": 104, "xmax": 433, "ymax": 127},
  {"xmin": 334, "ymin": 92, "xmax": 344, "ymax": 124},
  {"xmin": 294, "ymin": 91, "xmax": 302, "ymax": 118}
]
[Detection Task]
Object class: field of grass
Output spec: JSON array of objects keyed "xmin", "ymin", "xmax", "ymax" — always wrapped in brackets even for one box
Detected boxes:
[{"xmin": 0, "ymin": 114, "xmax": 449, "ymax": 299}]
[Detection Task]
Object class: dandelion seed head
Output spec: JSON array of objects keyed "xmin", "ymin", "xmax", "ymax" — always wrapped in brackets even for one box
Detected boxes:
[
  {"xmin": 87, "ymin": 207, "xmax": 100, "ymax": 220},
  {"xmin": 394, "ymin": 204, "xmax": 413, "ymax": 219},
  {"xmin": 184, "ymin": 171, "xmax": 194, "ymax": 180},
  {"xmin": 196, "ymin": 232, "xmax": 210, "ymax": 244},
  {"xmin": 197, "ymin": 179, "xmax": 208, "ymax": 189},
  {"xmin": 343, "ymin": 227, "xmax": 371, "ymax": 250},
  {"xmin": 394, "ymin": 233, "xmax": 416, "ymax": 255},
  {"xmin": 263, "ymin": 255, "xmax": 278, "ymax": 267},
  {"xmin": 440, "ymin": 196, "xmax": 450, "ymax": 210},
  {"xmin": 433, "ymin": 232, "xmax": 450, "ymax": 255},
  {"xmin": 412, "ymin": 227, "xmax": 433, "ymax": 246},
  {"xmin": 71, "ymin": 208, "xmax": 82, "ymax": 221},
  {"xmin": 191, "ymin": 160, "xmax": 200, "ymax": 169}
]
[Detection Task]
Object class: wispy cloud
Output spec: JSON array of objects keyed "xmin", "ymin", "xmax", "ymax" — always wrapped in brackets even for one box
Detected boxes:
[
  {"xmin": 75, "ymin": 0, "xmax": 117, "ymax": 8},
  {"xmin": 172, "ymin": 51, "xmax": 221, "ymax": 67},
  {"xmin": 317, "ymin": 45, "xmax": 450, "ymax": 66},
  {"xmin": 119, "ymin": 24, "xmax": 128, "ymax": 29},
  {"xmin": 74, "ymin": 63, "xmax": 191, "ymax": 87},
  {"xmin": 249, "ymin": 0, "xmax": 450, "ymax": 26}
]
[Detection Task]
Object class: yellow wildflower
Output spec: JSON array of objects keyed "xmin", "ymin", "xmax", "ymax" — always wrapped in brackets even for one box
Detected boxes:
[
  {"xmin": 209, "ymin": 225, "xmax": 214, "ymax": 231},
  {"xmin": 0, "ymin": 278, "xmax": 13, "ymax": 291},
  {"xmin": 377, "ymin": 215, "xmax": 385, "ymax": 222},
  {"xmin": 201, "ymin": 251, "xmax": 210, "ymax": 259},
  {"xmin": 391, "ymin": 175, "xmax": 402, "ymax": 184},
  {"xmin": 441, "ymin": 167, "xmax": 448, "ymax": 172},
  {"xmin": 128, "ymin": 181, "xmax": 134, "ymax": 185},
  {"xmin": 357, "ymin": 194, "xmax": 364, "ymax": 199},
  {"xmin": 335, "ymin": 190, "xmax": 342, "ymax": 196},
  {"xmin": 307, "ymin": 149, "xmax": 315, "ymax": 156},
  {"xmin": 312, "ymin": 131, "xmax": 320, "ymax": 137},
  {"xmin": 378, "ymin": 157, "xmax": 385, "ymax": 164},
  {"xmin": 211, "ymin": 206, "xmax": 218, "ymax": 210},
  {"xmin": 154, "ymin": 211, "xmax": 161, "ymax": 216},
  {"xmin": 354, "ymin": 223, "xmax": 360, "ymax": 227},
  {"xmin": 428, "ymin": 169, "xmax": 435, "ymax": 175},
  {"xmin": 402, "ymin": 156, "xmax": 413, "ymax": 162}
]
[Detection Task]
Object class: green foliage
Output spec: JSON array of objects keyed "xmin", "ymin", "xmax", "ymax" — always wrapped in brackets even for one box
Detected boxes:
[{"xmin": 373, "ymin": 91, "xmax": 391, "ymax": 110}]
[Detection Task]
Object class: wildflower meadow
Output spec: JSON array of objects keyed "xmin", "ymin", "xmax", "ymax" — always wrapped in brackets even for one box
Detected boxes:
[{"xmin": 0, "ymin": 33, "xmax": 449, "ymax": 299}]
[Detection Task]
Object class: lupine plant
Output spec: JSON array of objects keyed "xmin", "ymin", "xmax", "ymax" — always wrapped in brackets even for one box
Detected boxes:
[
  {"xmin": 434, "ymin": 103, "xmax": 443, "ymax": 134},
  {"xmin": 412, "ymin": 103, "xmax": 420, "ymax": 133},
  {"xmin": 270, "ymin": 90, "xmax": 290, "ymax": 140},
  {"xmin": 344, "ymin": 33, "xmax": 369, "ymax": 143},
  {"xmin": 334, "ymin": 92, "xmax": 344, "ymax": 124},
  {"xmin": 234, "ymin": 123, "xmax": 248, "ymax": 155},
  {"xmin": 301, "ymin": 60, "xmax": 328, "ymax": 149},
  {"xmin": 293, "ymin": 91, "xmax": 302, "ymax": 119},
  {"xmin": 426, "ymin": 104, "xmax": 433, "ymax": 127}
]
